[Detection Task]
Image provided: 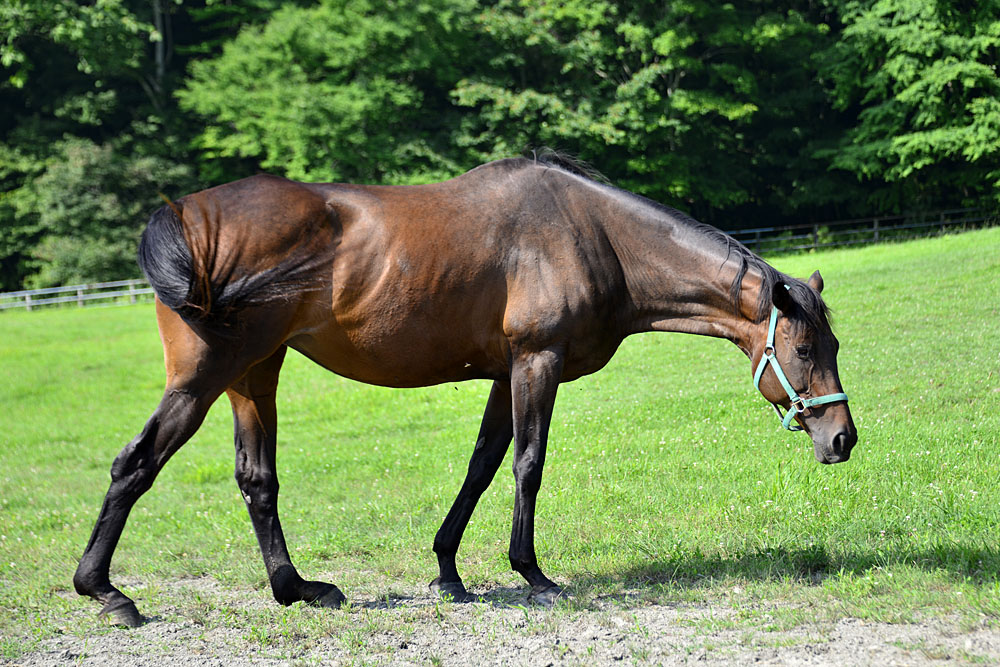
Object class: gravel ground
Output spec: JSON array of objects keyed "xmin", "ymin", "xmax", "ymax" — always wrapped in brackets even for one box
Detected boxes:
[{"xmin": 5, "ymin": 577, "xmax": 999, "ymax": 666}]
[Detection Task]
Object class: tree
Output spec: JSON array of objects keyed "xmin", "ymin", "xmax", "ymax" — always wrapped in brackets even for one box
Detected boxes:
[
  {"xmin": 450, "ymin": 0, "xmax": 856, "ymax": 226},
  {"xmin": 818, "ymin": 0, "xmax": 1000, "ymax": 211},
  {"xmin": 17, "ymin": 138, "xmax": 192, "ymax": 287},
  {"xmin": 178, "ymin": 0, "xmax": 480, "ymax": 185},
  {"xmin": 0, "ymin": 0, "xmax": 283, "ymax": 289}
]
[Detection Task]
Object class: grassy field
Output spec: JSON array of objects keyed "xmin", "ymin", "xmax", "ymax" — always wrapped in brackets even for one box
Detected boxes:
[{"xmin": 1, "ymin": 227, "xmax": 998, "ymax": 660}]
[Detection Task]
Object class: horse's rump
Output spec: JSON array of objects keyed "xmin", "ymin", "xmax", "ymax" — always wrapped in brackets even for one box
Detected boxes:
[{"xmin": 138, "ymin": 175, "xmax": 339, "ymax": 330}]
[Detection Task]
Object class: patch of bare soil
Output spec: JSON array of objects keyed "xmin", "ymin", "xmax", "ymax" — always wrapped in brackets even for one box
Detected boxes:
[{"xmin": 6, "ymin": 578, "xmax": 999, "ymax": 666}]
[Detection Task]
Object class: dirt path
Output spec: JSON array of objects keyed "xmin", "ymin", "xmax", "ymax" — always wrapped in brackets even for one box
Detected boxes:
[{"xmin": 6, "ymin": 579, "xmax": 999, "ymax": 666}]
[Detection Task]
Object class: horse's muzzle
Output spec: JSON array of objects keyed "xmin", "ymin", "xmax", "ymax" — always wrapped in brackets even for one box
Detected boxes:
[{"xmin": 814, "ymin": 428, "xmax": 857, "ymax": 464}]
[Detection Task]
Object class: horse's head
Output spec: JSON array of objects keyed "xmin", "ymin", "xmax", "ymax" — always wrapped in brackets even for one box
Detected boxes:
[{"xmin": 751, "ymin": 271, "xmax": 857, "ymax": 464}]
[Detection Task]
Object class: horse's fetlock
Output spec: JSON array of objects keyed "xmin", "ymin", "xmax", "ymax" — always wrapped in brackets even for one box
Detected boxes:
[
  {"xmin": 432, "ymin": 537, "xmax": 454, "ymax": 557},
  {"xmin": 73, "ymin": 565, "xmax": 109, "ymax": 598},
  {"xmin": 269, "ymin": 564, "xmax": 304, "ymax": 605},
  {"xmin": 508, "ymin": 555, "xmax": 537, "ymax": 574}
]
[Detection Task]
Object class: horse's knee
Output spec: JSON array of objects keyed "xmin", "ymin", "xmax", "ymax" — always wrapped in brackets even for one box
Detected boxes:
[
  {"xmin": 234, "ymin": 460, "xmax": 279, "ymax": 514},
  {"xmin": 109, "ymin": 430, "xmax": 158, "ymax": 498},
  {"xmin": 512, "ymin": 457, "xmax": 544, "ymax": 493}
]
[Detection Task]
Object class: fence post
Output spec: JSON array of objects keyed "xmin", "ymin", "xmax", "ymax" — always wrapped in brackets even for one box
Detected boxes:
[
  {"xmin": 77, "ymin": 288, "xmax": 85, "ymax": 307},
  {"xmin": 873, "ymin": 218, "xmax": 879, "ymax": 243},
  {"xmin": 812, "ymin": 224, "xmax": 819, "ymax": 250},
  {"xmin": 129, "ymin": 281, "xmax": 136, "ymax": 304},
  {"xmin": 25, "ymin": 293, "xmax": 32, "ymax": 312}
]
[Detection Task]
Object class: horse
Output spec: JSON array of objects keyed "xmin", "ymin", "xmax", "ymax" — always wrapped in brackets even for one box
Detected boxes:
[{"xmin": 73, "ymin": 153, "xmax": 857, "ymax": 627}]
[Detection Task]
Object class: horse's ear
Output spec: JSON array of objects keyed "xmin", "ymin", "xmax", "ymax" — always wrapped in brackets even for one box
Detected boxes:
[
  {"xmin": 772, "ymin": 281, "xmax": 794, "ymax": 313},
  {"xmin": 808, "ymin": 270, "xmax": 824, "ymax": 293}
]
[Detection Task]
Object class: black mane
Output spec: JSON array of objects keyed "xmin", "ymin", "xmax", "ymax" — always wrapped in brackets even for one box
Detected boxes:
[{"xmin": 529, "ymin": 148, "xmax": 611, "ymax": 185}]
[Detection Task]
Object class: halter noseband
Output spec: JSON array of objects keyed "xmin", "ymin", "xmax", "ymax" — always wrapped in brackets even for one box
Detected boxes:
[{"xmin": 753, "ymin": 286, "xmax": 849, "ymax": 431}]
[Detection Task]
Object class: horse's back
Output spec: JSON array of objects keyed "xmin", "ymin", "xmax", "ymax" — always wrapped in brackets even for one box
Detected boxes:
[{"xmin": 291, "ymin": 164, "xmax": 629, "ymax": 383}]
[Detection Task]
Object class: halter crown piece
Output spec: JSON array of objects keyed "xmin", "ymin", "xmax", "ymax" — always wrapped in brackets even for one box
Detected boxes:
[{"xmin": 753, "ymin": 285, "xmax": 849, "ymax": 431}]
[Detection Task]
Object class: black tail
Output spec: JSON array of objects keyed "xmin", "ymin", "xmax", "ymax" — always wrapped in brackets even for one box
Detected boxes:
[
  {"xmin": 138, "ymin": 200, "xmax": 331, "ymax": 329},
  {"xmin": 138, "ymin": 203, "xmax": 200, "ymax": 318},
  {"xmin": 137, "ymin": 202, "xmax": 263, "ymax": 328}
]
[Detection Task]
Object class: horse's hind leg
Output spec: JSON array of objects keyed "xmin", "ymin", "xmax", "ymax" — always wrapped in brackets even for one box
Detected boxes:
[
  {"xmin": 431, "ymin": 380, "xmax": 513, "ymax": 601},
  {"xmin": 226, "ymin": 347, "xmax": 346, "ymax": 608},
  {"xmin": 73, "ymin": 373, "xmax": 225, "ymax": 626},
  {"xmin": 74, "ymin": 303, "xmax": 273, "ymax": 626}
]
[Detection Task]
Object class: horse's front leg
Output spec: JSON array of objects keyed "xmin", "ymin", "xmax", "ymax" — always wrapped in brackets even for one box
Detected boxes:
[
  {"xmin": 431, "ymin": 380, "xmax": 514, "ymax": 601},
  {"xmin": 508, "ymin": 345, "xmax": 565, "ymax": 606},
  {"xmin": 227, "ymin": 348, "xmax": 346, "ymax": 609}
]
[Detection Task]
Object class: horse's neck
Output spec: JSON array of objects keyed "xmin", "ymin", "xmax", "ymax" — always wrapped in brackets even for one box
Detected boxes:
[{"xmin": 614, "ymin": 216, "xmax": 762, "ymax": 355}]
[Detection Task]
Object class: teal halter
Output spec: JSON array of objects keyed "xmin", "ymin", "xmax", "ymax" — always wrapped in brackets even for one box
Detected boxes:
[{"xmin": 753, "ymin": 288, "xmax": 849, "ymax": 431}]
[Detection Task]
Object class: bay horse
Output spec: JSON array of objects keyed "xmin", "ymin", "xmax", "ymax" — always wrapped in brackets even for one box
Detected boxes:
[{"xmin": 74, "ymin": 154, "xmax": 857, "ymax": 627}]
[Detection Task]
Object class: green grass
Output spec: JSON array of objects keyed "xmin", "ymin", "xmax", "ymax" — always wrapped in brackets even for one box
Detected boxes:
[{"xmin": 1, "ymin": 227, "xmax": 998, "ymax": 657}]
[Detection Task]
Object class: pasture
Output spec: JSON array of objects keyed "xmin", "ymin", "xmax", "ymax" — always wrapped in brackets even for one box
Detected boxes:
[{"xmin": 1, "ymin": 227, "xmax": 998, "ymax": 664}]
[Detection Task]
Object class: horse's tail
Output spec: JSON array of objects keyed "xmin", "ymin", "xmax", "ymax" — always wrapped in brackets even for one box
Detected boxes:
[
  {"xmin": 137, "ymin": 202, "xmax": 201, "ymax": 318},
  {"xmin": 138, "ymin": 194, "xmax": 333, "ymax": 330},
  {"xmin": 137, "ymin": 200, "xmax": 263, "ymax": 329}
]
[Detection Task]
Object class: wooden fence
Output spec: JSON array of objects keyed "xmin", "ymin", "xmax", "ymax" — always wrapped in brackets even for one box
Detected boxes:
[
  {"xmin": 0, "ymin": 278, "xmax": 155, "ymax": 312},
  {"xmin": 0, "ymin": 208, "xmax": 995, "ymax": 312},
  {"xmin": 728, "ymin": 208, "xmax": 994, "ymax": 255}
]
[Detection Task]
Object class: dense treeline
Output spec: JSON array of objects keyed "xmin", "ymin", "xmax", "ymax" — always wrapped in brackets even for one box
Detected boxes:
[{"xmin": 2, "ymin": 0, "xmax": 998, "ymax": 291}]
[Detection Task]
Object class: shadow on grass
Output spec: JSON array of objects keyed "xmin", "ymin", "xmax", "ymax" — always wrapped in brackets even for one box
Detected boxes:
[
  {"xmin": 348, "ymin": 541, "xmax": 1000, "ymax": 611},
  {"xmin": 356, "ymin": 585, "xmax": 538, "ymax": 610},
  {"xmin": 566, "ymin": 540, "xmax": 1000, "ymax": 595}
]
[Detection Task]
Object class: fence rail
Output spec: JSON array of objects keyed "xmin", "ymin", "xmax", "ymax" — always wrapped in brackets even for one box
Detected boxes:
[
  {"xmin": 728, "ymin": 208, "xmax": 994, "ymax": 254},
  {"xmin": 0, "ymin": 278, "xmax": 154, "ymax": 311},
  {"xmin": 1, "ymin": 209, "xmax": 995, "ymax": 312}
]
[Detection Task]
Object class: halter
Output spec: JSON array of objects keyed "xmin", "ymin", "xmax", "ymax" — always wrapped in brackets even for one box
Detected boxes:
[{"xmin": 753, "ymin": 286, "xmax": 849, "ymax": 431}]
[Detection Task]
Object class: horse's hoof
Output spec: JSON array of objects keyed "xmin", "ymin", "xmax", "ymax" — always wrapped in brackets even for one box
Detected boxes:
[
  {"xmin": 429, "ymin": 577, "xmax": 473, "ymax": 603},
  {"xmin": 98, "ymin": 598, "xmax": 143, "ymax": 628},
  {"xmin": 528, "ymin": 585, "xmax": 565, "ymax": 607},
  {"xmin": 311, "ymin": 583, "xmax": 347, "ymax": 608}
]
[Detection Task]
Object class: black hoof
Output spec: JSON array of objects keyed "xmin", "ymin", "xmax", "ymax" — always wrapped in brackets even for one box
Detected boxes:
[
  {"xmin": 301, "ymin": 581, "xmax": 346, "ymax": 608},
  {"xmin": 429, "ymin": 577, "xmax": 474, "ymax": 603},
  {"xmin": 528, "ymin": 585, "xmax": 565, "ymax": 607},
  {"xmin": 272, "ymin": 566, "xmax": 346, "ymax": 608},
  {"xmin": 98, "ymin": 598, "xmax": 143, "ymax": 628},
  {"xmin": 312, "ymin": 583, "xmax": 347, "ymax": 608}
]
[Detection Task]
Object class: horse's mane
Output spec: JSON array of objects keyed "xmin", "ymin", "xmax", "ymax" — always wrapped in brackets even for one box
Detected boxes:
[
  {"xmin": 528, "ymin": 148, "xmax": 611, "ymax": 185},
  {"xmin": 524, "ymin": 150, "xmax": 832, "ymax": 330}
]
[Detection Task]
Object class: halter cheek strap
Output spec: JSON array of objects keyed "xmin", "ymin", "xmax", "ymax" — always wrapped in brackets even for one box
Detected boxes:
[{"xmin": 753, "ymin": 288, "xmax": 849, "ymax": 431}]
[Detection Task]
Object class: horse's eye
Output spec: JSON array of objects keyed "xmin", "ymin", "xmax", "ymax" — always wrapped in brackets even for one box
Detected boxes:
[{"xmin": 795, "ymin": 345, "xmax": 812, "ymax": 359}]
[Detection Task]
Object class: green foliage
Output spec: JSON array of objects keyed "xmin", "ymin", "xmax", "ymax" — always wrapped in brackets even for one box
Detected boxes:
[
  {"xmin": 451, "ymin": 1, "xmax": 852, "ymax": 222},
  {"xmin": 0, "ymin": 0, "xmax": 151, "ymax": 89},
  {"xmin": 0, "ymin": 0, "xmax": 280, "ymax": 290},
  {"xmin": 18, "ymin": 138, "xmax": 193, "ymax": 287},
  {"xmin": 818, "ymin": 0, "xmax": 1000, "ymax": 210},
  {"xmin": 178, "ymin": 0, "xmax": 479, "ymax": 184},
  {"xmin": 1, "ymin": 0, "xmax": 999, "ymax": 291}
]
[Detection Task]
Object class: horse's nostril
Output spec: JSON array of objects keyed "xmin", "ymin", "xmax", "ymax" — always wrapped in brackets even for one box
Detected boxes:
[{"xmin": 833, "ymin": 430, "xmax": 856, "ymax": 456}]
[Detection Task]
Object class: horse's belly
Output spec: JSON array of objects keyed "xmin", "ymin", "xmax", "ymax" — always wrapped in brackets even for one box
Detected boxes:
[{"xmin": 286, "ymin": 317, "xmax": 509, "ymax": 388}]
